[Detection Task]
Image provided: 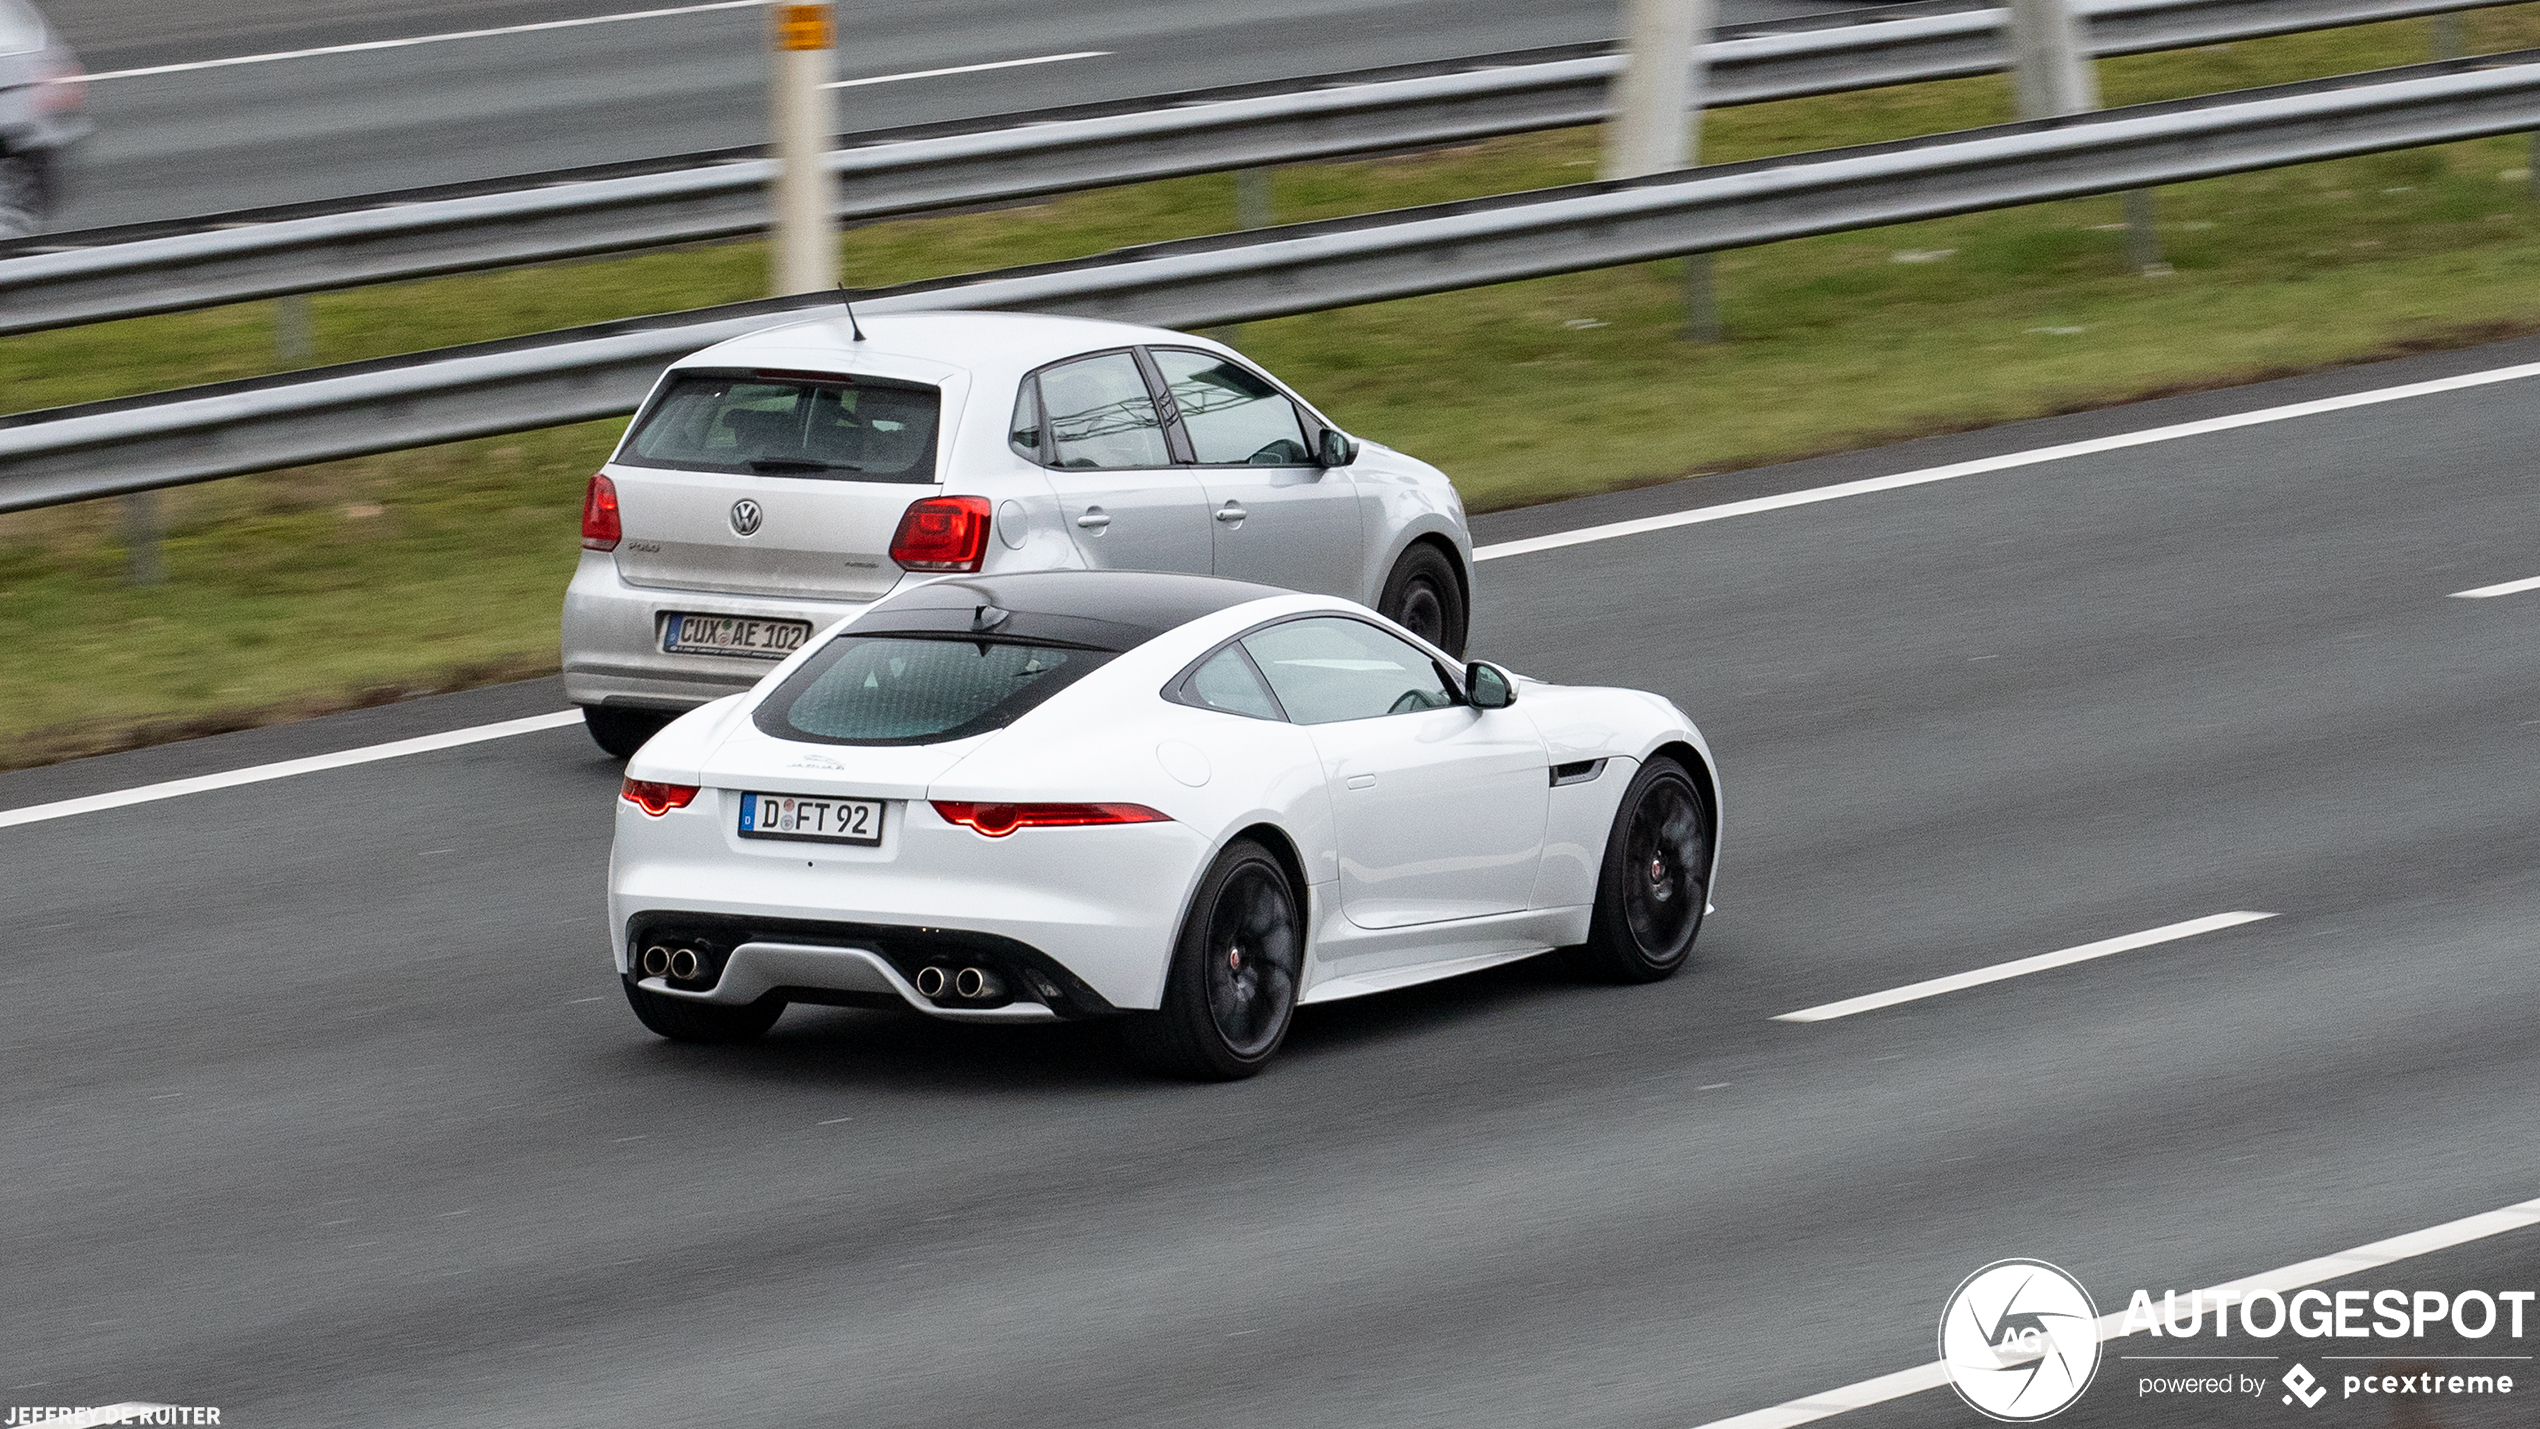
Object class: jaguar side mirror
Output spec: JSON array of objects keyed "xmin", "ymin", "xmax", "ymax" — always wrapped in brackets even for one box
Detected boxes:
[
  {"xmin": 1466, "ymin": 661, "xmax": 1516, "ymax": 710},
  {"xmin": 1317, "ymin": 428, "xmax": 1357, "ymax": 468}
]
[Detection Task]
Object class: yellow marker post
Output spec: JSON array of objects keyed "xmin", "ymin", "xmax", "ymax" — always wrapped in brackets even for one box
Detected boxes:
[{"xmin": 770, "ymin": 2, "xmax": 838, "ymax": 295}]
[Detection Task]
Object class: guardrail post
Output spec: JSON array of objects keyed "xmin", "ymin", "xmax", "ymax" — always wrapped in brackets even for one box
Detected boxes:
[
  {"xmin": 119, "ymin": 491, "xmax": 163, "ymax": 586},
  {"xmin": 1205, "ymin": 170, "xmax": 1278, "ymax": 347},
  {"xmin": 2011, "ymin": 0, "xmax": 2162, "ymax": 273},
  {"xmin": 274, "ymin": 294, "xmax": 314, "ymax": 364},
  {"xmin": 1604, "ymin": 0, "xmax": 1720, "ymax": 342},
  {"xmin": 769, "ymin": 3, "xmax": 839, "ymax": 296},
  {"xmin": 1236, "ymin": 168, "xmax": 1273, "ymax": 231}
]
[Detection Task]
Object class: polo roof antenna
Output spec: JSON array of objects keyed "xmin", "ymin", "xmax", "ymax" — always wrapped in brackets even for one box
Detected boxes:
[{"xmin": 837, "ymin": 287, "xmax": 868, "ymax": 342}]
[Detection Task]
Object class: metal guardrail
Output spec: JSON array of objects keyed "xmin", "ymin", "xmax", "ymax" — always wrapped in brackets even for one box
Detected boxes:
[
  {"xmin": 5, "ymin": 52, "xmax": 2536, "ymax": 515},
  {"xmin": 0, "ymin": 0, "xmax": 2513, "ymax": 336}
]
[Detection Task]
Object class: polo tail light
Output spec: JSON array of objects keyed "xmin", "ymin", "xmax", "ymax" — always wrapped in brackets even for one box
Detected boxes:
[
  {"xmin": 621, "ymin": 778, "xmax": 698, "ymax": 816},
  {"xmin": 932, "ymin": 802, "xmax": 1170, "ymax": 837},
  {"xmin": 37, "ymin": 61, "xmax": 85, "ymax": 118},
  {"xmin": 581, "ymin": 473, "xmax": 622, "ymax": 552},
  {"xmin": 890, "ymin": 495, "xmax": 992, "ymax": 572}
]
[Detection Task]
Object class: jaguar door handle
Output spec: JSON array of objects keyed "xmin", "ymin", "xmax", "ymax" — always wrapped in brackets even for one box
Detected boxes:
[
  {"xmin": 1076, "ymin": 508, "xmax": 1111, "ymax": 531},
  {"xmin": 1214, "ymin": 503, "xmax": 1248, "ymax": 525},
  {"xmin": 1345, "ymin": 774, "xmax": 1377, "ymax": 790}
]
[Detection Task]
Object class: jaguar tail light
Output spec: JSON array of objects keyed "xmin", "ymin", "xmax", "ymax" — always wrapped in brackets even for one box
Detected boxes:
[
  {"xmin": 581, "ymin": 473, "xmax": 621, "ymax": 552},
  {"xmin": 931, "ymin": 802, "xmax": 1169, "ymax": 837},
  {"xmin": 889, "ymin": 495, "xmax": 992, "ymax": 572},
  {"xmin": 621, "ymin": 778, "xmax": 698, "ymax": 816}
]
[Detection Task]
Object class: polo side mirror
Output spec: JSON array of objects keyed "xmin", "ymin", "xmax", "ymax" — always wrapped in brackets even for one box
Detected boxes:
[{"xmin": 1317, "ymin": 428, "xmax": 1357, "ymax": 468}]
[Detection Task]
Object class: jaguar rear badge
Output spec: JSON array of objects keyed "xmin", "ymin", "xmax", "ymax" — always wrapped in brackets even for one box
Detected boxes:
[{"xmin": 730, "ymin": 498, "xmax": 764, "ymax": 537}]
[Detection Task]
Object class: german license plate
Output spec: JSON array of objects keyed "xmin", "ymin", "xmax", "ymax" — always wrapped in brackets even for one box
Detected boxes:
[
  {"xmin": 739, "ymin": 792, "xmax": 885, "ymax": 846},
  {"xmin": 661, "ymin": 612, "xmax": 812, "ymax": 659}
]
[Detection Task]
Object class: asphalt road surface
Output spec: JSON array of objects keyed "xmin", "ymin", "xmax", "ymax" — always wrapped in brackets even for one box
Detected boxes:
[
  {"xmin": 38, "ymin": 0, "xmax": 1880, "ymax": 231},
  {"xmin": 9, "ymin": 336, "xmax": 2540, "ymax": 1428}
]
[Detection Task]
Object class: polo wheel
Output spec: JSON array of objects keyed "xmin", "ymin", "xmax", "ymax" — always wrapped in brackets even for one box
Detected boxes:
[
  {"xmin": 1377, "ymin": 544, "xmax": 1468, "ymax": 657},
  {"xmin": 584, "ymin": 705, "xmax": 672, "ymax": 759},
  {"xmin": 1123, "ymin": 838, "xmax": 1302, "ymax": 1080},
  {"xmin": 1566, "ymin": 758, "xmax": 1713, "ymax": 983}
]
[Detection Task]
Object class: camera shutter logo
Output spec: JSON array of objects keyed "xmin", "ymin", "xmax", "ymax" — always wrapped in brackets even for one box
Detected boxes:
[
  {"xmin": 730, "ymin": 499, "xmax": 764, "ymax": 537},
  {"xmin": 1939, "ymin": 1259, "xmax": 2102, "ymax": 1421}
]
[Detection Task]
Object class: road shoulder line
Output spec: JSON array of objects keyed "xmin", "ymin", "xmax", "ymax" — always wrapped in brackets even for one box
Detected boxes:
[
  {"xmin": 1476, "ymin": 360, "xmax": 2540, "ymax": 563},
  {"xmin": 0, "ymin": 710, "xmax": 582, "ymax": 831}
]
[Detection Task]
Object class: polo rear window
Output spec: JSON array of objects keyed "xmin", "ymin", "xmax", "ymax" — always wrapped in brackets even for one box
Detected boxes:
[{"xmin": 619, "ymin": 372, "xmax": 941, "ymax": 481}]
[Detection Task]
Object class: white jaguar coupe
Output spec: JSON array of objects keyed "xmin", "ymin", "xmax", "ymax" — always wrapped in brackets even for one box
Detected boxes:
[{"xmin": 609, "ymin": 571, "xmax": 1720, "ymax": 1079}]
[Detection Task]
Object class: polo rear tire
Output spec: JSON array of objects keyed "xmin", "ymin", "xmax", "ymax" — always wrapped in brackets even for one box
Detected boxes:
[{"xmin": 584, "ymin": 705, "xmax": 672, "ymax": 759}]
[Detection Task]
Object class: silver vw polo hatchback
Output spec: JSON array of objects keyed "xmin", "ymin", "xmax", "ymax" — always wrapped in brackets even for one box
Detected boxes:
[{"xmin": 563, "ymin": 310, "xmax": 1476, "ymax": 756}]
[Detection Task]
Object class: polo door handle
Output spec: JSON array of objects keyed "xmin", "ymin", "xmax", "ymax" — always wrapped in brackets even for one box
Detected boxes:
[
  {"xmin": 1214, "ymin": 503, "xmax": 1248, "ymax": 524},
  {"xmin": 1076, "ymin": 508, "xmax": 1111, "ymax": 531}
]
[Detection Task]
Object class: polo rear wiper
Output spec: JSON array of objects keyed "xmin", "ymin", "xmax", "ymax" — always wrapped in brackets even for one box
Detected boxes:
[{"xmin": 748, "ymin": 458, "xmax": 864, "ymax": 472}]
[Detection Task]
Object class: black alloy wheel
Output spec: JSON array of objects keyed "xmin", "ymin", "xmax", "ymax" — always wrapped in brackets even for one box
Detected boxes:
[
  {"xmin": 1567, "ymin": 758, "xmax": 1714, "ymax": 983},
  {"xmin": 1124, "ymin": 839, "xmax": 1303, "ymax": 1080},
  {"xmin": 1377, "ymin": 544, "xmax": 1469, "ymax": 658},
  {"xmin": 584, "ymin": 705, "xmax": 674, "ymax": 759}
]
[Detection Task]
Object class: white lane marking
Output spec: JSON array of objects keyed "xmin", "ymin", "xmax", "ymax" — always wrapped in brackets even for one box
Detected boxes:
[
  {"xmin": 1774, "ymin": 911, "xmax": 2273, "ymax": 1023},
  {"xmin": 2451, "ymin": 574, "xmax": 2540, "ymax": 598},
  {"xmin": 75, "ymin": 0, "xmax": 770, "ymax": 82},
  {"xmin": 825, "ymin": 51, "xmax": 1111, "ymax": 89},
  {"xmin": 1474, "ymin": 360, "xmax": 2540, "ymax": 563},
  {"xmin": 0, "ymin": 710, "xmax": 584, "ymax": 831},
  {"xmin": 1687, "ymin": 1192, "xmax": 2540, "ymax": 1429}
]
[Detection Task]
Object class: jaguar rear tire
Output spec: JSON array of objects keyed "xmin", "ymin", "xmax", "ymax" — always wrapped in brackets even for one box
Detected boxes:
[
  {"xmin": 1122, "ymin": 838, "xmax": 1303, "ymax": 1081},
  {"xmin": 623, "ymin": 978, "xmax": 785, "ymax": 1043}
]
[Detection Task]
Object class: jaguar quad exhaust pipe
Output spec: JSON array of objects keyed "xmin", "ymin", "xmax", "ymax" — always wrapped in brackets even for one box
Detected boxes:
[
  {"xmin": 914, "ymin": 965, "xmax": 1005, "ymax": 1002},
  {"xmin": 639, "ymin": 945, "xmax": 706, "ymax": 981}
]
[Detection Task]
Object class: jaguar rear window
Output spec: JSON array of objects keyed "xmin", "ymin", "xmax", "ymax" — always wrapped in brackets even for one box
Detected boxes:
[
  {"xmin": 619, "ymin": 371, "xmax": 940, "ymax": 481},
  {"xmin": 755, "ymin": 636, "xmax": 1114, "ymax": 746}
]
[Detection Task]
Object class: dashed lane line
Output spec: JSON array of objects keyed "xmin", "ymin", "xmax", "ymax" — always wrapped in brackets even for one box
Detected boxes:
[{"xmin": 1774, "ymin": 911, "xmax": 2275, "ymax": 1023}]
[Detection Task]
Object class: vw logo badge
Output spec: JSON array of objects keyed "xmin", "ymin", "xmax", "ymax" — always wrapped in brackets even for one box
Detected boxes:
[{"xmin": 729, "ymin": 498, "xmax": 764, "ymax": 537}]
